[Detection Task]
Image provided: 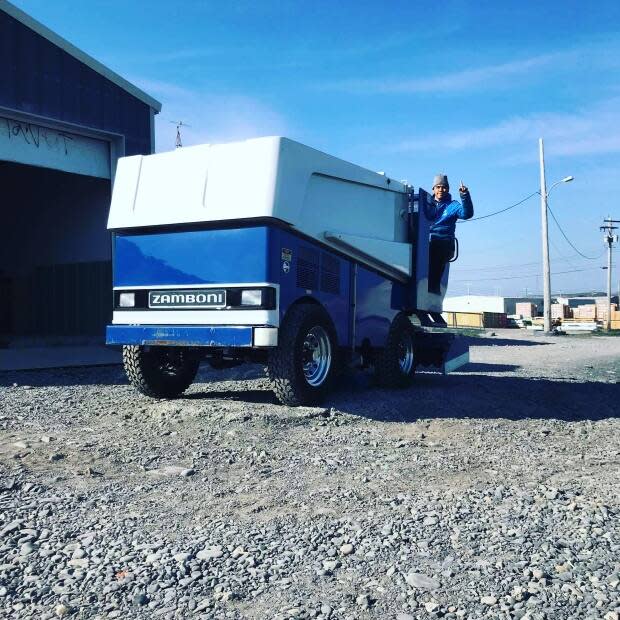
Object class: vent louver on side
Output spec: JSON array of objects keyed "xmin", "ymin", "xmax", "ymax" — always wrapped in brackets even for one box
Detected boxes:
[
  {"xmin": 320, "ymin": 252, "xmax": 340, "ymax": 294},
  {"xmin": 297, "ymin": 246, "xmax": 319, "ymax": 290}
]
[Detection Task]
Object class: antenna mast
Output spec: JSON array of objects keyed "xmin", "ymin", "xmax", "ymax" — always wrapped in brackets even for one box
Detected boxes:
[{"xmin": 170, "ymin": 120, "xmax": 191, "ymax": 148}]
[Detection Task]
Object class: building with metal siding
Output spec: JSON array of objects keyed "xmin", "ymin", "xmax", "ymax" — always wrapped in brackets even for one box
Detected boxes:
[
  {"xmin": 0, "ymin": 2, "xmax": 159, "ymax": 156},
  {"xmin": 443, "ymin": 295, "xmax": 544, "ymax": 316},
  {"xmin": 0, "ymin": 0, "xmax": 161, "ymax": 343}
]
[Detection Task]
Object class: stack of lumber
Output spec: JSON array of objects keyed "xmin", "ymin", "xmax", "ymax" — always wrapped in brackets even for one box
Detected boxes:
[
  {"xmin": 515, "ymin": 302, "xmax": 537, "ymax": 318},
  {"xmin": 595, "ymin": 302, "xmax": 618, "ymax": 321},
  {"xmin": 573, "ymin": 304, "xmax": 597, "ymax": 320},
  {"xmin": 442, "ymin": 312, "xmax": 484, "ymax": 329},
  {"xmin": 551, "ymin": 303, "xmax": 571, "ymax": 319}
]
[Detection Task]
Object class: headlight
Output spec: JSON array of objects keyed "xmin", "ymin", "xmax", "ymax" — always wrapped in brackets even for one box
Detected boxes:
[
  {"xmin": 241, "ymin": 289, "xmax": 262, "ymax": 306},
  {"xmin": 119, "ymin": 292, "xmax": 135, "ymax": 308}
]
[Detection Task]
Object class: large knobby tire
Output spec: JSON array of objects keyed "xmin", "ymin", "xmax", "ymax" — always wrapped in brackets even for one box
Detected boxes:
[
  {"xmin": 122, "ymin": 345, "xmax": 200, "ymax": 399},
  {"xmin": 376, "ymin": 313, "xmax": 416, "ymax": 389},
  {"xmin": 267, "ymin": 304, "xmax": 338, "ymax": 406}
]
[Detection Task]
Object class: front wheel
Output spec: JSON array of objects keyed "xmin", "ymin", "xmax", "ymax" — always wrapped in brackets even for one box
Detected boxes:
[
  {"xmin": 376, "ymin": 313, "xmax": 416, "ymax": 389},
  {"xmin": 122, "ymin": 345, "xmax": 200, "ymax": 398},
  {"xmin": 267, "ymin": 304, "xmax": 338, "ymax": 406}
]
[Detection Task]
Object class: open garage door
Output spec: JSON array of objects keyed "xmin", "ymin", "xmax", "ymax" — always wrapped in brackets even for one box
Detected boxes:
[
  {"xmin": 0, "ymin": 160, "xmax": 112, "ymax": 343},
  {"xmin": 0, "ymin": 113, "xmax": 115, "ymax": 344}
]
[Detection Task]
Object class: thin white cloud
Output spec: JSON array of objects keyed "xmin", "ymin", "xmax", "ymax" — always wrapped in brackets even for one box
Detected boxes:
[
  {"xmin": 315, "ymin": 38, "xmax": 620, "ymax": 95},
  {"xmin": 391, "ymin": 97, "xmax": 620, "ymax": 160},
  {"xmin": 317, "ymin": 50, "xmax": 572, "ymax": 94},
  {"xmin": 131, "ymin": 78, "xmax": 196, "ymax": 100},
  {"xmin": 141, "ymin": 48, "xmax": 220, "ymax": 63},
  {"xmin": 110, "ymin": 32, "xmax": 426, "ymax": 71},
  {"xmin": 131, "ymin": 77, "xmax": 290, "ymax": 151}
]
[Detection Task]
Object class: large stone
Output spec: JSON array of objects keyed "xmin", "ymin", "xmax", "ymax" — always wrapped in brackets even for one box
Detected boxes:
[
  {"xmin": 405, "ymin": 572, "xmax": 440, "ymax": 590},
  {"xmin": 68, "ymin": 559, "xmax": 89, "ymax": 568},
  {"xmin": 197, "ymin": 546, "xmax": 223, "ymax": 561}
]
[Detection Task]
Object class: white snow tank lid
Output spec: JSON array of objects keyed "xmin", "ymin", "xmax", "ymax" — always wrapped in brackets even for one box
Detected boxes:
[{"xmin": 108, "ymin": 136, "xmax": 412, "ymax": 277}]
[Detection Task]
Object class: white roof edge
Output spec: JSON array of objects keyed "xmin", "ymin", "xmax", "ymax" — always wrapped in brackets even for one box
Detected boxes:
[{"xmin": 0, "ymin": 0, "xmax": 162, "ymax": 113}]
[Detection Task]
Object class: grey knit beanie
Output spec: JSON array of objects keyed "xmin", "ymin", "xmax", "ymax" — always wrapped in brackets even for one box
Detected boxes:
[{"xmin": 433, "ymin": 173, "xmax": 449, "ymax": 189}]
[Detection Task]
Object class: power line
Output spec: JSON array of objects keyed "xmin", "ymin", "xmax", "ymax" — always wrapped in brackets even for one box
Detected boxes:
[
  {"xmin": 549, "ymin": 238, "xmax": 580, "ymax": 271},
  {"xmin": 464, "ymin": 191, "xmax": 539, "ymax": 222},
  {"xmin": 454, "ymin": 251, "xmax": 603, "ymax": 273},
  {"xmin": 546, "ymin": 200, "xmax": 604, "ymax": 260},
  {"xmin": 452, "ymin": 266, "xmax": 602, "ymax": 283},
  {"xmin": 455, "ymin": 259, "xmax": 541, "ymax": 272}
]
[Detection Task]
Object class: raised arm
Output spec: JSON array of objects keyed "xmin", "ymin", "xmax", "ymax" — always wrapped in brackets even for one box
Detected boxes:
[{"xmin": 458, "ymin": 188, "xmax": 474, "ymax": 220}]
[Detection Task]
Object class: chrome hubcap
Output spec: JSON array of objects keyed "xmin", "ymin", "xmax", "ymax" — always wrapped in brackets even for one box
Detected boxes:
[
  {"xmin": 398, "ymin": 332, "xmax": 415, "ymax": 375},
  {"xmin": 302, "ymin": 326, "xmax": 332, "ymax": 387}
]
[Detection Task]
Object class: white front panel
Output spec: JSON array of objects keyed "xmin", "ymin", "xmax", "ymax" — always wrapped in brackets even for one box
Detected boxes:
[
  {"xmin": 113, "ymin": 309, "xmax": 279, "ymax": 326},
  {"xmin": 107, "ymin": 139, "xmax": 280, "ymax": 229},
  {"xmin": 1, "ymin": 114, "xmax": 110, "ymax": 179}
]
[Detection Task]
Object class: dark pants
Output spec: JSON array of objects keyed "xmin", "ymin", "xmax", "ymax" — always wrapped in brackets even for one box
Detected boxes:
[{"xmin": 428, "ymin": 237, "xmax": 455, "ymax": 294}]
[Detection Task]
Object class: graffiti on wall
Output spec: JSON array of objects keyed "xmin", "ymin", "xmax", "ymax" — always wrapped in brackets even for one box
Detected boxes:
[
  {"xmin": 0, "ymin": 113, "xmax": 110, "ymax": 179},
  {"xmin": 1, "ymin": 116, "xmax": 74, "ymax": 155}
]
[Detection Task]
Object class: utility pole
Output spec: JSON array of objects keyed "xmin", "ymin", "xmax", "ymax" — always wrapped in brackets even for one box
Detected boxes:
[
  {"xmin": 600, "ymin": 217, "xmax": 619, "ymax": 330},
  {"xmin": 538, "ymin": 139, "xmax": 573, "ymax": 332},
  {"xmin": 539, "ymin": 138, "xmax": 552, "ymax": 333}
]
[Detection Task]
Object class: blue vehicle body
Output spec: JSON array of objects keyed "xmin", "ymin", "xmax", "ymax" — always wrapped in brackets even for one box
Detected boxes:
[
  {"xmin": 107, "ymin": 223, "xmax": 407, "ymax": 348},
  {"xmin": 107, "ymin": 189, "xmax": 466, "ymax": 390}
]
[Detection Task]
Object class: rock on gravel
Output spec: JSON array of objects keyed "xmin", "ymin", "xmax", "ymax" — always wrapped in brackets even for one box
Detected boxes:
[{"xmin": 405, "ymin": 572, "xmax": 440, "ymax": 590}]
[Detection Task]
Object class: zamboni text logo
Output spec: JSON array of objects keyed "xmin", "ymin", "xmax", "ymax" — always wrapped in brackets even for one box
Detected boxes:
[{"xmin": 149, "ymin": 289, "xmax": 226, "ymax": 308}]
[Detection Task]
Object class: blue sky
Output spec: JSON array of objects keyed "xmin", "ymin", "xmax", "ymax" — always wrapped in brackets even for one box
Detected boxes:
[{"xmin": 15, "ymin": 0, "xmax": 620, "ymax": 296}]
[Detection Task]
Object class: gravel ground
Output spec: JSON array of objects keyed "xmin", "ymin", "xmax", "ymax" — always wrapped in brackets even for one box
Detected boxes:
[{"xmin": 1, "ymin": 329, "xmax": 619, "ymax": 620}]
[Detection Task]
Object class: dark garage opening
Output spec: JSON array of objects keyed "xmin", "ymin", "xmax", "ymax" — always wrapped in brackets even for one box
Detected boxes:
[{"xmin": 0, "ymin": 161, "xmax": 111, "ymax": 344}]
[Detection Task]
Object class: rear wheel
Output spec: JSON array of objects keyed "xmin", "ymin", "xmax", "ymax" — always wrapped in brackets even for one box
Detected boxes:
[
  {"xmin": 376, "ymin": 313, "xmax": 416, "ymax": 388},
  {"xmin": 267, "ymin": 304, "xmax": 338, "ymax": 406},
  {"xmin": 122, "ymin": 345, "xmax": 200, "ymax": 398}
]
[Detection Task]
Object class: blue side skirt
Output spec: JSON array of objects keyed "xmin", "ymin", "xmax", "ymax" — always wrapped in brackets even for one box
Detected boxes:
[{"xmin": 106, "ymin": 325, "xmax": 254, "ymax": 347}]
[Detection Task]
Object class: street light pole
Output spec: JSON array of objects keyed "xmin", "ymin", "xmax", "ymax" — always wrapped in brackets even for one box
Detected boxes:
[
  {"xmin": 539, "ymin": 138, "xmax": 552, "ymax": 334},
  {"xmin": 538, "ymin": 138, "xmax": 574, "ymax": 334}
]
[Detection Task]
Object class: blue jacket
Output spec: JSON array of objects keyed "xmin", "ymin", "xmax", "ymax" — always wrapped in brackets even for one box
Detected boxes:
[{"xmin": 425, "ymin": 191, "xmax": 474, "ymax": 240}]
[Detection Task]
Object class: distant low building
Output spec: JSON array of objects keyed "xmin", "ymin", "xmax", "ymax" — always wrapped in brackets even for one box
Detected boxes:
[
  {"xmin": 556, "ymin": 295, "xmax": 619, "ymax": 308},
  {"xmin": 443, "ymin": 295, "xmax": 543, "ymax": 316}
]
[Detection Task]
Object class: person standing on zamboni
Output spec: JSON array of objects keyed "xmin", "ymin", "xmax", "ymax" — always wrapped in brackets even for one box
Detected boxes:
[{"xmin": 425, "ymin": 173, "xmax": 473, "ymax": 294}]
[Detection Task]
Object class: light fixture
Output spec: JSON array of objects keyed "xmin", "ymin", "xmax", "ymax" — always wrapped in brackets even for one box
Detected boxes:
[
  {"xmin": 119, "ymin": 292, "xmax": 135, "ymax": 307},
  {"xmin": 241, "ymin": 290, "xmax": 263, "ymax": 306}
]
